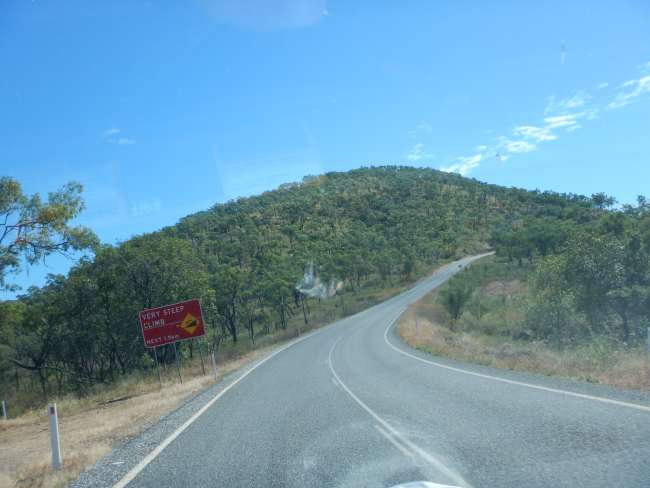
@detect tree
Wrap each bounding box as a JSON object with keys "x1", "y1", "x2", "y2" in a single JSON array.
[
  {"x1": 591, "y1": 192, "x2": 617, "y2": 210},
  {"x1": 0, "y1": 177, "x2": 97, "y2": 291},
  {"x1": 439, "y1": 278, "x2": 473, "y2": 326}
]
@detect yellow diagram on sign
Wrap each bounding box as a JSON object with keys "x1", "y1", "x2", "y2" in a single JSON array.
[{"x1": 178, "y1": 313, "x2": 200, "y2": 335}]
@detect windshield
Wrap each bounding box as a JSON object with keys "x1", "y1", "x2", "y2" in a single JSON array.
[{"x1": 1, "y1": 2, "x2": 649, "y2": 488}]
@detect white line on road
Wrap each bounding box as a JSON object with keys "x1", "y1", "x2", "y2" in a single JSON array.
[
  {"x1": 384, "y1": 319, "x2": 650, "y2": 413},
  {"x1": 374, "y1": 424, "x2": 416, "y2": 462},
  {"x1": 328, "y1": 336, "x2": 471, "y2": 488},
  {"x1": 112, "y1": 331, "x2": 319, "y2": 488}
]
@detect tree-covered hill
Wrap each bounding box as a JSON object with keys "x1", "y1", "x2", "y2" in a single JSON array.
[{"x1": 0, "y1": 166, "x2": 604, "y2": 403}]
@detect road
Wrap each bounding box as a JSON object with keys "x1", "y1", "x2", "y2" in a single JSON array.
[{"x1": 88, "y1": 255, "x2": 650, "y2": 488}]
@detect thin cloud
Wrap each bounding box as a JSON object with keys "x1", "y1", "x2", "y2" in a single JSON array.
[
  {"x1": 543, "y1": 113, "x2": 582, "y2": 129},
  {"x1": 608, "y1": 75, "x2": 650, "y2": 109},
  {"x1": 501, "y1": 139, "x2": 537, "y2": 154},
  {"x1": 440, "y1": 154, "x2": 482, "y2": 176},
  {"x1": 116, "y1": 138, "x2": 135, "y2": 145},
  {"x1": 513, "y1": 125, "x2": 557, "y2": 142},
  {"x1": 406, "y1": 142, "x2": 434, "y2": 162},
  {"x1": 545, "y1": 91, "x2": 590, "y2": 114},
  {"x1": 434, "y1": 59, "x2": 648, "y2": 176}
]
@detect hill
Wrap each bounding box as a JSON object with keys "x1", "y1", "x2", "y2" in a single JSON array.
[{"x1": 0, "y1": 166, "x2": 606, "y2": 408}]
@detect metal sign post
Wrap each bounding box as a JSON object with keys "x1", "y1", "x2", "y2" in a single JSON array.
[
  {"x1": 152, "y1": 346, "x2": 162, "y2": 387},
  {"x1": 197, "y1": 339, "x2": 206, "y2": 376},
  {"x1": 173, "y1": 342, "x2": 183, "y2": 384},
  {"x1": 1, "y1": 400, "x2": 6, "y2": 421},
  {"x1": 48, "y1": 403, "x2": 62, "y2": 470}
]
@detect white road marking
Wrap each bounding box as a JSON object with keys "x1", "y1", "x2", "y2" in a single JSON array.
[
  {"x1": 328, "y1": 336, "x2": 471, "y2": 488},
  {"x1": 112, "y1": 331, "x2": 319, "y2": 488},
  {"x1": 374, "y1": 424, "x2": 416, "y2": 462},
  {"x1": 384, "y1": 319, "x2": 650, "y2": 413}
]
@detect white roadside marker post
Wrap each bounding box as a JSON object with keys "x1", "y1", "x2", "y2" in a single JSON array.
[
  {"x1": 647, "y1": 327, "x2": 650, "y2": 353},
  {"x1": 1, "y1": 400, "x2": 6, "y2": 420},
  {"x1": 48, "y1": 403, "x2": 62, "y2": 470}
]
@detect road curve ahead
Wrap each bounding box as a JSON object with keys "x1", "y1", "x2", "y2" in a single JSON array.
[{"x1": 101, "y1": 255, "x2": 650, "y2": 488}]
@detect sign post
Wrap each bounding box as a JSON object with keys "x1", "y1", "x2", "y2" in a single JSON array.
[
  {"x1": 1, "y1": 400, "x2": 6, "y2": 421},
  {"x1": 211, "y1": 348, "x2": 218, "y2": 380},
  {"x1": 152, "y1": 347, "x2": 162, "y2": 387},
  {"x1": 173, "y1": 342, "x2": 183, "y2": 384},
  {"x1": 198, "y1": 339, "x2": 206, "y2": 376}
]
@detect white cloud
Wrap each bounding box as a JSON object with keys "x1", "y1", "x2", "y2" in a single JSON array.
[
  {"x1": 608, "y1": 75, "x2": 650, "y2": 109},
  {"x1": 513, "y1": 125, "x2": 557, "y2": 142},
  {"x1": 406, "y1": 142, "x2": 434, "y2": 162},
  {"x1": 435, "y1": 59, "x2": 647, "y2": 176},
  {"x1": 116, "y1": 138, "x2": 135, "y2": 145},
  {"x1": 440, "y1": 154, "x2": 482, "y2": 176},
  {"x1": 543, "y1": 113, "x2": 582, "y2": 129},
  {"x1": 501, "y1": 139, "x2": 537, "y2": 153},
  {"x1": 545, "y1": 91, "x2": 590, "y2": 114}
]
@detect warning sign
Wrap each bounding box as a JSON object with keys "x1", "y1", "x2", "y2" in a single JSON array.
[
  {"x1": 138, "y1": 299, "x2": 205, "y2": 348},
  {"x1": 179, "y1": 313, "x2": 200, "y2": 335}
]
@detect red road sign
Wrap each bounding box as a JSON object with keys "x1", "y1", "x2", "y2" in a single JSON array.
[{"x1": 139, "y1": 299, "x2": 205, "y2": 348}]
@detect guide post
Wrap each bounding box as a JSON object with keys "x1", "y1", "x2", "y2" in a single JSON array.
[{"x1": 48, "y1": 403, "x2": 62, "y2": 470}]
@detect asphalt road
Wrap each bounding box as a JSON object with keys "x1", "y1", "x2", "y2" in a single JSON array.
[{"x1": 94, "y1": 255, "x2": 650, "y2": 488}]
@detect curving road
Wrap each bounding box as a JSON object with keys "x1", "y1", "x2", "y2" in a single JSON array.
[{"x1": 80, "y1": 255, "x2": 650, "y2": 488}]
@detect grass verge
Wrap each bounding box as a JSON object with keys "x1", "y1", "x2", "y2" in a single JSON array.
[
  {"x1": 397, "y1": 292, "x2": 650, "y2": 391},
  {"x1": 0, "y1": 350, "x2": 271, "y2": 488}
]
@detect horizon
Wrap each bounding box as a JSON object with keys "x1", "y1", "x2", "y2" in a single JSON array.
[{"x1": 1, "y1": 0, "x2": 649, "y2": 296}]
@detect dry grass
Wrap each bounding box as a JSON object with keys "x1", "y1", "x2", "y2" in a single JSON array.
[
  {"x1": 398, "y1": 305, "x2": 650, "y2": 390},
  {"x1": 0, "y1": 349, "x2": 268, "y2": 488}
]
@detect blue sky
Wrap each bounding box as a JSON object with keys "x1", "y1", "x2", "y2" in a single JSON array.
[{"x1": 1, "y1": 0, "x2": 649, "y2": 297}]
